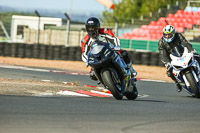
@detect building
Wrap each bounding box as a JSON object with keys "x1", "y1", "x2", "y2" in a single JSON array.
[{"x1": 11, "y1": 15, "x2": 62, "y2": 43}]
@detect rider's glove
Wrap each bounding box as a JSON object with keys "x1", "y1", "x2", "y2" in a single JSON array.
[
  {"x1": 191, "y1": 50, "x2": 200, "y2": 57},
  {"x1": 191, "y1": 50, "x2": 197, "y2": 54}
]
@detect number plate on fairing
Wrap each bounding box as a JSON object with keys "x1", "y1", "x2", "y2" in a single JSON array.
[{"x1": 178, "y1": 58, "x2": 185, "y2": 62}]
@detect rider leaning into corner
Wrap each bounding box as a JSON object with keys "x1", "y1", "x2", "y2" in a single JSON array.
[
  {"x1": 158, "y1": 25, "x2": 200, "y2": 92},
  {"x1": 81, "y1": 17, "x2": 137, "y2": 81}
]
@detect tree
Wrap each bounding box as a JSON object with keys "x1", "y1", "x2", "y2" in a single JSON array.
[{"x1": 101, "y1": 0, "x2": 184, "y2": 25}]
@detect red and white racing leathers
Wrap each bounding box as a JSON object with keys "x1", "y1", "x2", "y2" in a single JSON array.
[{"x1": 81, "y1": 28, "x2": 120, "y2": 63}]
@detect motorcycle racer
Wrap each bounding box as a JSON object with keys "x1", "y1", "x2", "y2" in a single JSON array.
[
  {"x1": 81, "y1": 17, "x2": 137, "y2": 81},
  {"x1": 158, "y1": 25, "x2": 200, "y2": 92}
]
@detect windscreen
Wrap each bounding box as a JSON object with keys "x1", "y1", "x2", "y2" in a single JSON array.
[
  {"x1": 91, "y1": 44, "x2": 104, "y2": 54},
  {"x1": 171, "y1": 45, "x2": 185, "y2": 57}
]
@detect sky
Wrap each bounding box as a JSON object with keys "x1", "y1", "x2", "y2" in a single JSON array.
[{"x1": 0, "y1": 0, "x2": 109, "y2": 13}]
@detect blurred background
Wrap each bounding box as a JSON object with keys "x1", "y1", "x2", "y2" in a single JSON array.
[{"x1": 0, "y1": 0, "x2": 200, "y2": 64}]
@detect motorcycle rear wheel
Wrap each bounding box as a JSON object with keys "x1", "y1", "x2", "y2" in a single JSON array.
[
  {"x1": 185, "y1": 71, "x2": 200, "y2": 98},
  {"x1": 101, "y1": 69, "x2": 123, "y2": 100}
]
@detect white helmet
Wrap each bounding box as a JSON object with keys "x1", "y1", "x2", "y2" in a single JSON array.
[{"x1": 162, "y1": 25, "x2": 175, "y2": 43}]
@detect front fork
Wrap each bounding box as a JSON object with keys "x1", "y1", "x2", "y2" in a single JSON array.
[{"x1": 181, "y1": 68, "x2": 199, "y2": 88}]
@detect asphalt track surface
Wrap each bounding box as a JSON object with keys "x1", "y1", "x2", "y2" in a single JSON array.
[{"x1": 0, "y1": 65, "x2": 200, "y2": 133}]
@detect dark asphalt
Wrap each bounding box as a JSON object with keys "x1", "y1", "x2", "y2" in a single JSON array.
[{"x1": 0, "y1": 66, "x2": 200, "y2": 133}]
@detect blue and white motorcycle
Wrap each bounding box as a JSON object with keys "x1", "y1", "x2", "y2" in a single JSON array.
[{"x1": 170, "y1": 45, "x2": 200, "y2": 98}]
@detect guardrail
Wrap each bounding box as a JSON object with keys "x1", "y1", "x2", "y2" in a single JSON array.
[
  {"x1": 120, "y1": 39, "x2": 158, "y2": 52},
  {"x1": 120, "y1": 39, "x2": 200, "y2": 53}
]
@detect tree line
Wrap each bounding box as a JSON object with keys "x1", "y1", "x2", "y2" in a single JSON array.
[{"x1": 101, "y1": 0, "x2": 187, "y2": 25}]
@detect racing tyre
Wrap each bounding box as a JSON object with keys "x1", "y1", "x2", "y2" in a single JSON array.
[
  {"x1": 101, "y1": 68, "x2": 123, "y2": 100},
  {"x1": 185, "y1": 71, "x2": 200, "y2": 98}
]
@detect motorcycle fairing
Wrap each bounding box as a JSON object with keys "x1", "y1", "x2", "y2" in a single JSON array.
[{"x1": 170, "y1": 47, "x2": 200, "y2": 94}]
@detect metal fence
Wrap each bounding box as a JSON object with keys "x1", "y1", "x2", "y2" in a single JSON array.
[{"x1": 23, "y1": 28, "x2": 87, "y2": 46}]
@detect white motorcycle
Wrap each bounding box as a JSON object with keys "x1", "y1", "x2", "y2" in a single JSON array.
[{"x1": 170, "y1": 45, "x2": 200, "y2": 98}]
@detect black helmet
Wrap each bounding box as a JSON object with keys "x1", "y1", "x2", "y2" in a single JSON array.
[{"x1": 85, "y1": 17, "x2": 100, "y2": 39}]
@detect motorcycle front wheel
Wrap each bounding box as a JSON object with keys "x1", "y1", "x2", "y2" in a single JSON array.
[
  {"x1": 185, "y1": 71, "x2": 200, "y2": 98},
  {"x1": 125, "y1": 82, "x2": 138, "y2": 100},
  {"x1": 101, "y1": 68, "x2": 123, "y2": 100}
]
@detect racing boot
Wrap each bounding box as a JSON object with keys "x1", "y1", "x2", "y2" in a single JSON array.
[
  {"x1": 175, "y1": 82, "x2": 182, "y2": 92},
  {"x1": 172, "y1": 75, "x2": 183, "y2": 92},
  {"x1": 89, "y1": 68, "x2": 98, "y2": 81},
  {"x1": 167, "y1": 69, "x2": 182, "y2": 92},
  {"x1": 127, "y1": 62, "x2": 137, "y2": 77}
]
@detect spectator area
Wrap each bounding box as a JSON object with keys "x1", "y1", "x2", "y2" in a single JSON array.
[{"x1": 119, "y1": 9, "x2": 200, "y2": 41}]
